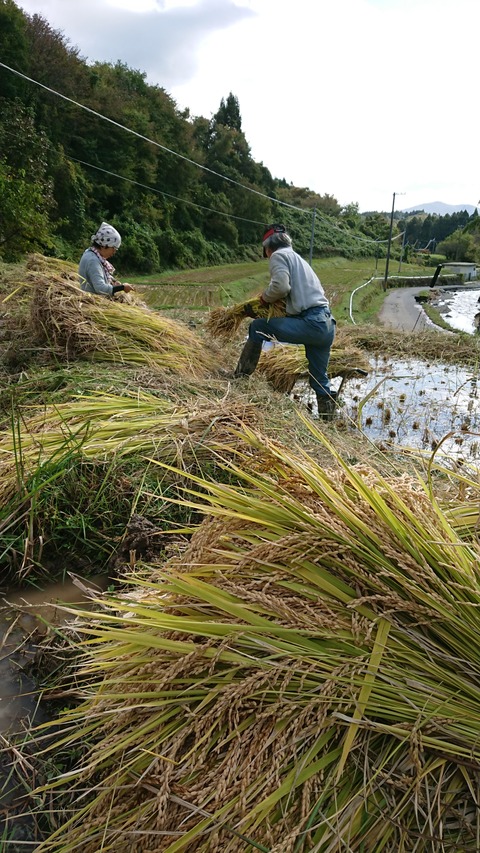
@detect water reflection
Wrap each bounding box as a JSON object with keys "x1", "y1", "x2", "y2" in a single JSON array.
[
  {"x1": 299, "y1": 356, "x2": 480, "y2": 463},
  {"x1": 432, "y1": 287, "x2": 480, "y2": 334},
  {"x1": 0, "y1": 575, "x2": 107, "y2": 845},
  {"x1": 1, "y1": 574, "x2": 107, "y2": 731}
]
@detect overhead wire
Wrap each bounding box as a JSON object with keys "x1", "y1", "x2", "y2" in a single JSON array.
[
  {"x1": 71, "y1": 152, "x2": 405, "y2": 245},
  {"x1": 0, "y1": 61, "x2": 404, "y2": 248},
  {"x1": 0, "y1": 125, "x2": 267, "y2": 226},
  {"x1": 0, "y1": 61, "x2": 310, "y2": 215},
  {"x1": 68, "y1": 157, "x2": 267, "y2": 226}
]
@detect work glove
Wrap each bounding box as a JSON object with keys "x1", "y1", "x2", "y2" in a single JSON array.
[{"x1": 243, "y1": 303, "x2": 258, "y2": 319}]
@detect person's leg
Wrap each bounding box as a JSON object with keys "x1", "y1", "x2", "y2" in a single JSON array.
[
  {"x1": 248, "y1": 313, "x2": 336, "y2": 395},
  {"x1": 233, "y1": 339, "x2": 263, "y2": 377},
  {"x1": 304, "y1": 340, "x2": 334, "y2": 396},
  {"x1": 303, "y1": 316, "x2": 336, "y2": 418},
  {"x1": 233, "y1": 317, "x2": 287, "y2": 379}
]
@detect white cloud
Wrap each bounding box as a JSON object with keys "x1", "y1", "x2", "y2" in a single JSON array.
[
  {"x1": 17, "y1": 0, "x2": 254, "y2": 84},
  {"x1": 15, "y1": 0, "x2": 480, "y2": 211}
]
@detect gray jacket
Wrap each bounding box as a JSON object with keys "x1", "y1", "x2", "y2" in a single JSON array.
[
  {"x1": 263, "y1": 246, "x2": 329, "y2": 315},
  {"x1": 78, "y1": 248, "x2": 115, "y2": 296}
]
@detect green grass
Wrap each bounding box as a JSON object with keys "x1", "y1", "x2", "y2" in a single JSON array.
[
  {"x1": 0, "y1": 253, "x2": 468, "y2": 588},
  {"x1": 419, "y1": 298, "x2": 456, "y2": 331},
  {"x1": 129, "y1": 256, "x2": 435, "y2": 325},
  {"x1": 3, "y1": 252, "x2": 480, "y2": 848},
  {"x1": 128, "y1": 261, "x2": 267, "y2": 311}
]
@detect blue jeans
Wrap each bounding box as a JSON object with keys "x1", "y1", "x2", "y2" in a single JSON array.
[{"x1": 248, "y1": 306, "x2": 336, "y2": 397}]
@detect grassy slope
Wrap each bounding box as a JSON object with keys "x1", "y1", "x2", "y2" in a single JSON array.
[
  {"x1": 4, "y1": 254, "x2": 480, "y2": 849},
  {"x1": 129, "y1": 256, "x2": 433, "y2": 325}
]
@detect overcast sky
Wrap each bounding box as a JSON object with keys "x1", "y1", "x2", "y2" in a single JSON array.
[{"x1": 15, "y1": 0, "x2": 480, "y2": 213}]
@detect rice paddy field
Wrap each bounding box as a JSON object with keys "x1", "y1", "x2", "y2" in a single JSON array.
[{"x1": 2, "y1": 254, "x2": 480, "y2": 851}]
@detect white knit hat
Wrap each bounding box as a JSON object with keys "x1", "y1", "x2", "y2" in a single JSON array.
[{"x1": 91, "y1": 222, "x2": 122, "y2": 248}]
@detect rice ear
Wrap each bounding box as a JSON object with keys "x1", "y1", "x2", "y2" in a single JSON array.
[
  {"x1": 28, "y1": 431, "x2": 480, "y2": 851},
  {"x1": 258, "y1": 343, "x2": 370, "y2": 392},
  {"x1": 30, "y1": 277, "x2": 217, "y2": 379}
]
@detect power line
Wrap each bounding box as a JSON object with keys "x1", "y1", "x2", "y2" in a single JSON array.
[
  {"x1": 0, "y1": 61, "x2": 311, "y2": 215},
  {"x1": 0, "y1": 126, "x2": 268, "y2": 226},
  {"x1": 67, "y1": 156, "x2": 403, "y2": 243},
  {"x1": 69, "y1": 157, "x2": 267, "y2": 226},
  {"x1": 0, "y1": 61, "x2": 405, "y2": 248}
]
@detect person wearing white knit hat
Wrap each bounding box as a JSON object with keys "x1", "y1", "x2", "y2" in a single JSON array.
[{"x1": 78, "y1": 222, "x2": 133, "y2": 297}]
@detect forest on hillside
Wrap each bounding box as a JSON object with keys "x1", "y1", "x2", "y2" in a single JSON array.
[{"x1": 1, "y1": 0, "x2": 479, "y2": 271}]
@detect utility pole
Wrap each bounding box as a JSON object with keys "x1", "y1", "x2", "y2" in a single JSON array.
[
  {"x1": 308, "y1": 205, "x2": 317, "y2": 265},
  {"x1": 398, "y1": 229, "x2": 407, "y2": 273},
  {"x1": 383, "y1": 192, "x2": 404, "y2": 291}
]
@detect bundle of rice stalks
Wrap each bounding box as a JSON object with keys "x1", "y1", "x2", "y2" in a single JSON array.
[
  {"x1": 205, "y1": 296, "x2": 286, "y2": 340},
  {"x1": 31, "y1": 424, "x2": 480, "y2": 852},
  {"x1": 114, "y1": 289, "x2": 149, "y2": 309},
  {"x1": 0, "y1": 392, "x2": 259, "y2": 505},
  {"x1": 26, "y1": 253, "x2": 79, "y2": 283},
  {"x1": 258, "y1": 343, "x2": 371, "y2": 393},
  {"x1": 30, "y1": 278, "x2": 217, "y2": 379}
]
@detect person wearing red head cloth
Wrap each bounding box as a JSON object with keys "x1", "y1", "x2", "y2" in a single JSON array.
[{"x1": 233, "y1": 224, "x2": 337, "y2": 418}]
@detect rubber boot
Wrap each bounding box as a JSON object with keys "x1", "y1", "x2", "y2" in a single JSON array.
[
  {"x1": 233, "y1": 340, "x2": 263, "y2": 378},
  {"x1": 316, "y1": 392, "x2": 336, "y2": 420}
]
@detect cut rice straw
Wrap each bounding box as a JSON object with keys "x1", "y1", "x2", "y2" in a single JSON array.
[
  {"x1": 27, "y1": 423, "x2": 480, "y2": 852},
  {"x1": 205, "y1": 296, "x2": 286, "y2": 341},
  {"x1": 30, "y1": 277, "x2": 218, "y2": 379},
  {"x1": 0, "y1": 392, "x2": 259, "y2": 504},
  {"x1": 258, "y1": 343, "x2": 371, "y2": 393}
]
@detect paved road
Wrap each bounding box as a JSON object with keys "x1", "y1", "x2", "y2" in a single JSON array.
[
  {"x1": 378, "y1": 287, "x2": 433, "y2": 333},
  {"x1": 379, "y1": 283, "x2": 480, "y2": 333}
]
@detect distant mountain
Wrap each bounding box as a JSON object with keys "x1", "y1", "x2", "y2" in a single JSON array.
[{"x1": 401, "y1": 201, "x2": 477, "y2": 216}]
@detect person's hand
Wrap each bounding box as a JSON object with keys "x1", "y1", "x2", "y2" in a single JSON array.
[
  {"x1": 259, "y1": 293, "x2": 269, "y2": 307},
  {"x1": 123, "y1": 283, "x2": 134, "y2": 293},
  {"x1": 243, "y1": 303, "x2": 258, "y2": 318}
]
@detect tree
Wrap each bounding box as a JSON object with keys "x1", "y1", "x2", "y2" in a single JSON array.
[
  {"x1": 341, "y1": 203, "x2": 361, "y2": 230},
  {"x1": 0, "y1": 161, "x2": 53, "y2": 259},
  {"x1": 212, "y1": 93, "x2": 242, "y2": 131},
  {"x1": 0, "y1": 5, "x2": 379, "y2": 268},
  {"x1": 437, "y1": 230, "x2": 477, "y2": 262},
  {"x1": 0, "y1": 0, "x2": 29, "y2": 100},
  {"x1": 0, "y1": 99, "x2": 54, "y2": 258},
  {"x1": 360, "y1": 212, "x2": 390, "y2": 242}
]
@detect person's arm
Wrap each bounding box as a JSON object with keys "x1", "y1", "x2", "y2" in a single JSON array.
[
  {"x1": 261, "y1": 253, "x2": 291, "y2": 303},
  {"x1": 112, "y1": 282, "x2": 133, "y2": 294}
]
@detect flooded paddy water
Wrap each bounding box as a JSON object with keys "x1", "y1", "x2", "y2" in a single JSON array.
[
  {"x1": 432, "y1": 286, "x2": 480, "y2": 335},
  {"x1": 328, "y1": 356, "x2": 480, "y2": 462},
  {"x1": 0, "y1": 575, "x2": 107, "y2": 847},
  {"x1": 299, "y1": 286, "x2": 480, "y2": 466}
]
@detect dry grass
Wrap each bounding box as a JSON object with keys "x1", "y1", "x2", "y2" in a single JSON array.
[
  {"x1": 25, "y1": 253, "x2": 79, "y2": 283},
  {"x1": 342, "y1": 323, "x2": 480, "y2": 366},
  {"x1": 258, "y1": 342, "x2": 371, "y2": 393},
  {"x1": 205, "y1": 297, "x2": 286, "y2": 340},
  {"x1": 30, "y1": 277, "x2": 219, "y2": 379},
  {"x1": 7, "y1": 258, "x2": 480, "y2": 849},
  {"x1": 29, "y1": 428, "x2": 480, "y2": 852},
  {"x1": 0, "y1": 392, "x2": 261, "y2": 505}
]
